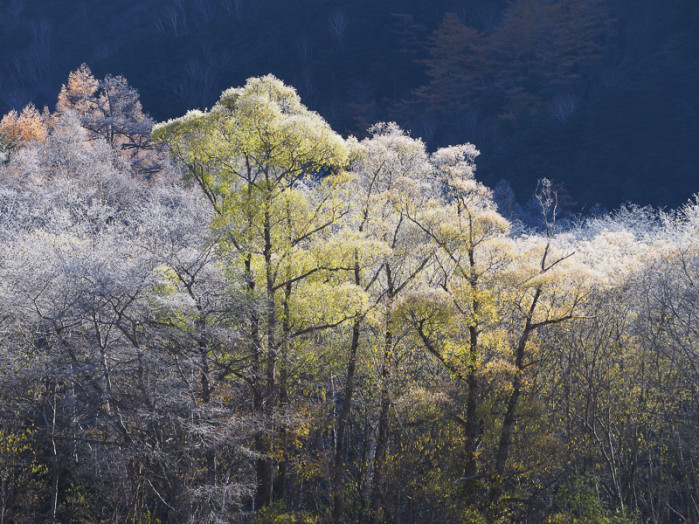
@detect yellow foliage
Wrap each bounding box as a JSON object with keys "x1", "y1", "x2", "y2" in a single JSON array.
[
  {"x1": 0, "y1": 103, "x2": 49, "y2": 148},
  {"x1": 56, "y1": 63, "x2": 99, "y2": 115}
]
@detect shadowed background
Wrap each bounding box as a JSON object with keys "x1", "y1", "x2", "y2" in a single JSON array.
[{"x1": 1, "y1": 0, "x2": 697, "y2": 210}]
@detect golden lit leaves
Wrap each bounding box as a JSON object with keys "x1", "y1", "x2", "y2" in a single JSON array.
[
  {"x1": 0, "y1": 103, "x2": 50, "y2": 149},
  {"x1": 0, "y1": 429, "x2": 47, "y2": 496},
  {"x1": 290, "y1": 281, "x2": 367, "y2": 328},
  {"x1": 393, "y1": 386, "x2": 453, "y2": 424},
  {"x1": 56, "y1": 63, "x2": 99, "y2": 116}
]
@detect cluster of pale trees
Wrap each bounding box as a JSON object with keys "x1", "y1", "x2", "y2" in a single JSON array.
[{"x1": 0, "y1": 72, "x2": 696, "y2": 523}]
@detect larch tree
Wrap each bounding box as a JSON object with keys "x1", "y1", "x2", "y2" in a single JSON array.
[
  {"x1": 416, "y1": 13, "x2": 486, "y2": 113},
  {"x1": 56, "y1": 63, "x2": 99, "y2": 117},
  {"x1": 0, "y1": 103, "x2": 51, "y2": 156},
  {"x1": 57, "y1": 64, "x2": 159, "y2": 177},
  {"x1": 418, "y1": 0, "x2": 614, "y2": 120}
]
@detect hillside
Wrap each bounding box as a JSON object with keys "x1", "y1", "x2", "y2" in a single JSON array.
[{"x1": 1, "y1": 0, "x2": 698, "y2": 209}]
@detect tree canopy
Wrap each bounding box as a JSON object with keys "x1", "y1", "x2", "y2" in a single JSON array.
[{"x1": 0, "y1": 71, "x2": 696, "y2": 523}]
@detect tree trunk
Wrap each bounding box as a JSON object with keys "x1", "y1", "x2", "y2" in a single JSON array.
[
  {"x1": 332, "y1": 317, "x2": 361, "y2": 523},
  {"x1": 369, "y1": 287, "x2": 394, "y2": 523},
  {"x1": 489, "y1": 289, "x2": 539, "y2": 504},
  {"x1": 276, "y1": 281, "x2": 292, "y2": 502},
  {"x1": 462, "y1": 324, "x2": 480, "y2": 491},
  {"x1": 256, "y1": 205, "x2": 277, "y2": 508}
]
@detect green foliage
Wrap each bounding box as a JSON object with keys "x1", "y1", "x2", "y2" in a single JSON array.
[
  {"x1": 0, "y1": 429, "x2": 47, "y2": 520},
  {"x1": 0, "y1": 129, "x2": 11, "y2": 163},
  {"x1": 59, "y1": 484, "x2": 94, "y2": 524},
  {"x1": 251, "y1": 501, "x2": 318, "y2": 524},
  {"x1": 550, "y1": 475, "x2": 639, "y2": 524},
  {"x1": 133, "y1": 510, "x2": 164, "y2": 524},
  {"x1": 461, "y1": 508, "x2": 488, "y2": 524}
]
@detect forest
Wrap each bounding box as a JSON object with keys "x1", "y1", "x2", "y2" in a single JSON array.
[{"x1": 0, "y1": 66, "x2": 696, "y2": 523}]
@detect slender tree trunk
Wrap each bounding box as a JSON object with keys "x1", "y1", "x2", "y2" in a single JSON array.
[
  {"x1": 1, "y1": 477, "x2": 6, "y2": 524},
  {"x1": 369, "y1": 328, "x2": 392, "y2": 523},
  {"x1": 256, "y1": 205, "x2": 277, "y2": 508},
  {"x1": 245, "y1": 251, "x2": 269, "y2": 510},
  {"x1": 197, "y1": 311, "x2": 211, "y2": 403},
  {"x1": 264, "y1": 207, "x2": 278, "y2": 407},
  {"x1": 276, "y1": 281, "x2": 292, "y2": 502},
  {"x1": 332, "y1": 255, "x2": 363, "y2": 523},
  {"x1": 50, "y1": 383, "x2": 59, "y2": 524},
  {"x1": 457, "y1": 239, "x2": 482, "y2": 498},
  {"x1": 463, "y1": 242, "x2": 481, "y2": 486},
  {"x1": 369, "y1": 273, "x2": 394, "y2": 523},
  {"x1": 463, "y1": 324, "x2": 480, "y2": 481},
  {"x1": 254, "y1": 440, "x2": 273, "y2": 510},
  {"x1": 490, "y1": 367, "x2": 523, "y2": 504},
  {"x1": 332, "y1": 317, "x2": 361, "y2": 523},
  {"x1": 194, "y1": 307, "x2": 217, "y2": 486}
]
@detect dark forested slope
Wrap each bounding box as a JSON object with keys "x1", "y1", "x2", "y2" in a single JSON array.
[{"x1": 1, "y1": 0, "x2": 698, "y2": 209}]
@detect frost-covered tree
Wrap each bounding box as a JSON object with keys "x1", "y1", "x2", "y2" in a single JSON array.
[{"x1": 56, "y1": 64, "x2": 159, "y2": 177}]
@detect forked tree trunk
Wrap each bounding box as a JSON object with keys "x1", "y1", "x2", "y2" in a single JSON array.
[{"x1": 490, "y1": 288, "x2": 540, "y2": 505}]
